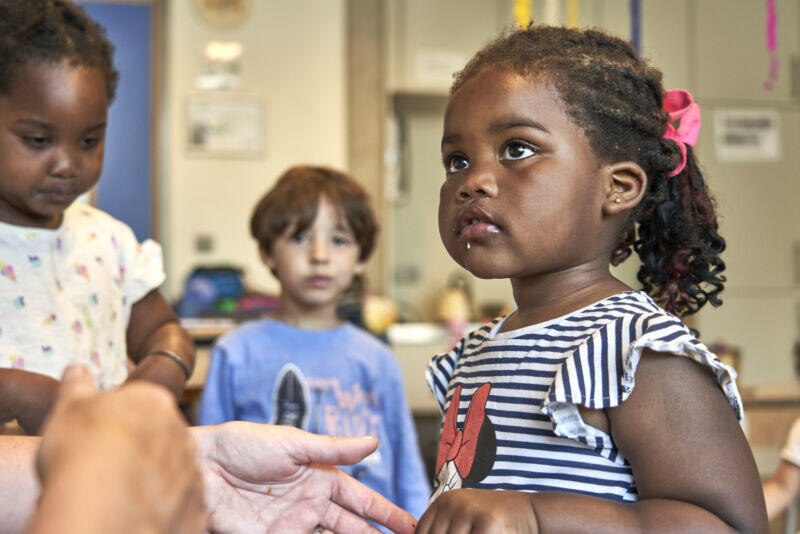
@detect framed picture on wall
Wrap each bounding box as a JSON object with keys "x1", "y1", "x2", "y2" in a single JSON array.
[{"x1": 186, "y1": 96, "x2": 265, "y2": 156}]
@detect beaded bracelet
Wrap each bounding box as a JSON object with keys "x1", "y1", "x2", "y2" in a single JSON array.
[{"x1": 146, "y1": 349, "x2": 191, "y2": 380}]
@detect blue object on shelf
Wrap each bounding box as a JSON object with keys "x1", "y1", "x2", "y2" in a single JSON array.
[{"x1": 178, "y1": 267, "x2": 244, "y2": 317}]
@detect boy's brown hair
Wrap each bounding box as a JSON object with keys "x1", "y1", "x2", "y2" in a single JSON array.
[{"x1": 250, "y1": 165, "x2": 378, "y2": 262}]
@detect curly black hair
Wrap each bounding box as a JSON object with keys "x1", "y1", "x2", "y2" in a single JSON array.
[
  {"x1": 0, "y1": 0, "x2": 118, "y2": 101},
  {"x1": 452, "y1": 25, "x2": 725, "y2": 317}
]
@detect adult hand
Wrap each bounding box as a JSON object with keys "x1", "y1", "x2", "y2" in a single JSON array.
[
  {"x1": 30, "y1": 365, "x2": 205, "y2": 534},
  {"x1": 193, "y1": 422, "x2": 418, "y2": 534}
]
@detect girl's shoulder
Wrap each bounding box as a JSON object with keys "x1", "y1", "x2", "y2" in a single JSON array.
[
  {"x1": 545, "y1": 290, "x2": 742, "y2": 420},
  {"x1": 63, "y1": 204, "x2": 134, "y2": 236}
]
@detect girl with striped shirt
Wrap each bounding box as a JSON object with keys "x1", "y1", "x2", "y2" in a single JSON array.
[{"x1": 417, "y1": 26, "x2": 767, "y2": 534}]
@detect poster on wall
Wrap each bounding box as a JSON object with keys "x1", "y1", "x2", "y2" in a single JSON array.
[
  {"x1": 714, "y1": 109, "x2": 781, "y2": 162},
  {"x1": 187, "y1": 96, "x2": 265, "y2": 156}
]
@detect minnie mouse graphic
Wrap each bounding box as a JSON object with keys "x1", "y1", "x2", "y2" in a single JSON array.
[{"x1": 430, "y1": 382, "x2": 497, "y2": 502}]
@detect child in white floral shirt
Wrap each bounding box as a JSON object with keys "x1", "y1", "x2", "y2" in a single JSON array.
[{"x1": 0, "y1": 0, "x2": 194, "y2": 435}]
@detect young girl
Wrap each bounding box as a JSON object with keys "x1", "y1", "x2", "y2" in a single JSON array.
[
  {"x1": 0, "y1": 0, "x2": 194, "y2": 435},
  {"x1": 418, "y1": 25, "x2": 767, "y2": 533}
]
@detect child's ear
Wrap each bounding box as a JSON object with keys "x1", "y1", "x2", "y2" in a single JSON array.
[
  {"x1": 353, "y1": 260, "x2": 367, "y2": 276},
  {"x1": 601, "y1": 161, "x2": 647, "y2": 216},
  {"x1": 259, "y1": 245, "x2": 277, "y2": 271}
]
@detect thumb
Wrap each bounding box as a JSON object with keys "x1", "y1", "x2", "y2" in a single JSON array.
[{"x1": 57, "y1": 364, "x2": 97, "y2": 403}]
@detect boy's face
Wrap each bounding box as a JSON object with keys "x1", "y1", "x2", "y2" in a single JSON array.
[
  {"x1": 261, "y1": 198, "x2": 365, "y2": 313},
  {"x1": 0, "y1": 60, "x2": 108, "y2": 229},
  {"x1": 438, "y1": 68, "x2": 609, "y2": 281}
]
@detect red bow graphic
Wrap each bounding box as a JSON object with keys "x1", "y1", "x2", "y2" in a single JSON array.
[{"x1": 435, "y1": 383, "x2": 492, "y2": 477}]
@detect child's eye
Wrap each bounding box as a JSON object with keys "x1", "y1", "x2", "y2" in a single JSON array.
[
  {"x1": 80, "y1": 137, "x2": 101, "y2": 150},
  {"x1": 501, "y1": 142, "x2": 536, "y2": 161},
  {"x1": 444, "y1": 155, "x2": 469, "y2": 174},
  {"x1": 332, "y1": 235, "x2": 352, "y2": 246},
  {"x1": 23, "y1": 135, "x2": 50, "y2": 149},
  {"x1": 290, "y1": 233, "x2": 308, "y2": 244}
]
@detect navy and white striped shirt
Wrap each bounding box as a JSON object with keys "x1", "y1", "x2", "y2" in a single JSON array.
[{"x1": 426, "y1": 291, "x2": 741, "y2": 502}]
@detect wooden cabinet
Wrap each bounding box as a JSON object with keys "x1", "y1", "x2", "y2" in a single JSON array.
[{"x1": 385, "y1": 0, "x2": 510, "y2": 94}]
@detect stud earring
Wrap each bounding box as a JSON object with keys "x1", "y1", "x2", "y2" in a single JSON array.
[
  {"x1": 466, "y1": 241, "x2": 471, "y2": 251},
  {"x1": 614, "y1": 198, "x2": 621, "y2": 204}
]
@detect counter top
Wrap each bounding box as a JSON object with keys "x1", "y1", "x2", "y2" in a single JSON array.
[{"x1": 740, "y1": 382, "x2": 800, "y2": 405}]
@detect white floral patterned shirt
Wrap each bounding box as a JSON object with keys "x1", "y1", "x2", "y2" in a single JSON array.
[{"x1": 0, "y1": 204, "x2": 165, "y2": 390}]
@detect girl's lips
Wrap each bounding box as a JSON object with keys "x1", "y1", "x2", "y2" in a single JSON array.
[
  {"x1": 457, "y1": 204, "x2": 502, "y2": 242},
  {"x1": 36, "y1": 189, "x2": 79, "y2": 203},
  {"x1": 460, "y1": 221, "x2": 501, "y2": 241}
]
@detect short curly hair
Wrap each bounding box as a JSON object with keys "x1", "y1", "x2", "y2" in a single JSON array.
[
  {"x1": 453, "y1": 25, "x2": 725, "y2": 317},
  {"x1": 250, "y1": 166, "x2": 378, "y2": 263},
  {"x1": 0, "y1": 0, "x2": 119, "y2": 101}
]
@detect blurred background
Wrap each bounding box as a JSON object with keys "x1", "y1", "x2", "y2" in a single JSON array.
[{"x1": 79, "y1": 0, "x2": 800, "y2": 527}]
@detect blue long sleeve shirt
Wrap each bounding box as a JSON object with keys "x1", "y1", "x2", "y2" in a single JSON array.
[{"x1": 198, "y1": 318, "x2": 431, "y2": 522}]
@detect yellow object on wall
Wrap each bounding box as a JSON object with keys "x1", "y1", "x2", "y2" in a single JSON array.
[
  {"x1": 513, "y1": 0, "x2": 531, "y2": 27},
  {"x1": 566, "y1": 0, "x2": 579, "y2": 27}
]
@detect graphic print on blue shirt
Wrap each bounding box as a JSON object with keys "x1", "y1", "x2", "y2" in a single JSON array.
[
  {"x1": 431, "y1": 382, "x2": 497, "y2": 502},
  {"x1": 271, "y1": 363, "x2": 310, "y2": 428}
]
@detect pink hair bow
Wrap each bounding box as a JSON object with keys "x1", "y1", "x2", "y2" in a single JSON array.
[{"x1": 662, "y1": 89, "x2": 701, "y2": 177}]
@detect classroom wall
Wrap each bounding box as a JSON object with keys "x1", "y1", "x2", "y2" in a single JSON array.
[{"x1": 160, "y1": 0, "x2": 347, "y2": 299}]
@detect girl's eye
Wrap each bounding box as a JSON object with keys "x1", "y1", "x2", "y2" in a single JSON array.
[
  {"x1": 290, "y1": 234, "x2": 308, "y2": 244},
  {"x1": 501, "y1": 142, "x2": 535, "y2": 161},
  {"x1": 24, "y1": 136, "x2": 50, "y2": 149},
  {"x1": 445, "y1": 155, "x2": 469, "y2": 174},
  {"x1": 332, "y1": 235, "x2": 352, "y2": 246},
  {"x1": 80, "y1": 137, "x2": 101, "y2": 150}
]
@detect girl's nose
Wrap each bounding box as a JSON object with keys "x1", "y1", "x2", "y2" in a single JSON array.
[
  {"x1": 49, "y1": 145, "x2": 80, "y2": 178},
  {"x1": 456, "y1": 164, "x2": 498, "y2": 201},
  {"x1": 310, "y1": 238, "x2": 330, "y2": 264}
]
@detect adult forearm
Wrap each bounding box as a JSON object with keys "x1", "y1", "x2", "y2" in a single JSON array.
[
  {"x1": 531, "y1": 492, "x2": 743, "y2": 534},
  {"x1": 27, "y1": 459, "x2": 129, "y2": 534},
  {"x1": 127, "y1": 321, "x2": 195, "y2": 399},
  {"x1": 0, "y1": 437, "x2": 40, "y2": 534}
]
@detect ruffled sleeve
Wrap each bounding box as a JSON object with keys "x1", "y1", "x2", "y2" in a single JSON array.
[
  {"x1": 541, "y1": 312, "x2": 742, "y2": 454},
  {"x1": 125, "y1": 239, "x2": 166, "y2": 304},
  {"x1": 109, "y1": 220, "x2": 166, "y2": 306},
  {"x1": 426, "y1": 338, "x2": 465, "y2": 412}
]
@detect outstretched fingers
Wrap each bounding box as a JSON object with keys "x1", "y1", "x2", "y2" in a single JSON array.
[{"x1": 327, "y1": 467, "x2": 417, "y2": 534}]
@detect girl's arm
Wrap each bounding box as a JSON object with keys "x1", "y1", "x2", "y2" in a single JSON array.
[
  {"x1": 0, "y1": 370, "x2": 60, "y2": 434},
  {"x1": 125, "y1": 289, "x2": 195, "y2": 400},
  {"x1": 418, "y1": 350, "x2": 768, "y2": 534},
  {"x1": 532, "y1": 349, "x2": 766, "y2": 533}
]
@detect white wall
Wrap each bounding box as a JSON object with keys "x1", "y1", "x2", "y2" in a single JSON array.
[{"x1": 161, "y1": 0, "x2": 347, "y2": 299}]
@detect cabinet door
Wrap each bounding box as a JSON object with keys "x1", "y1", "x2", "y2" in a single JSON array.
[
  {"x1": 693, "y1": 0, "x2": 799, "y2": 102},
  {"x1": 386, "y1": 0, "x2": 509, "y2": 93},
  {"x1": 390, "y1": 95, "x2": 514, "y2": 319},
  {"x1": 693, "y1": 107, "x2": 800, "y2": 385}
]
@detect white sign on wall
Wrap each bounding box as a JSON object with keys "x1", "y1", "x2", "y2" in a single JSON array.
[{"x1": 714, "y1": 109, "x2": 781, "y2": 162}]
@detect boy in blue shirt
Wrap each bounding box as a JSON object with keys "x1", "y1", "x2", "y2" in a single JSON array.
[{"x1": 198, "y1": 165, "x2": 430, "y2": 522}]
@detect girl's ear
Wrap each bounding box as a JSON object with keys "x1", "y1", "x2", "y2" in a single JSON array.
[{"x1": 601, "y1": 161, "x2": 647, "y2": 216}]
